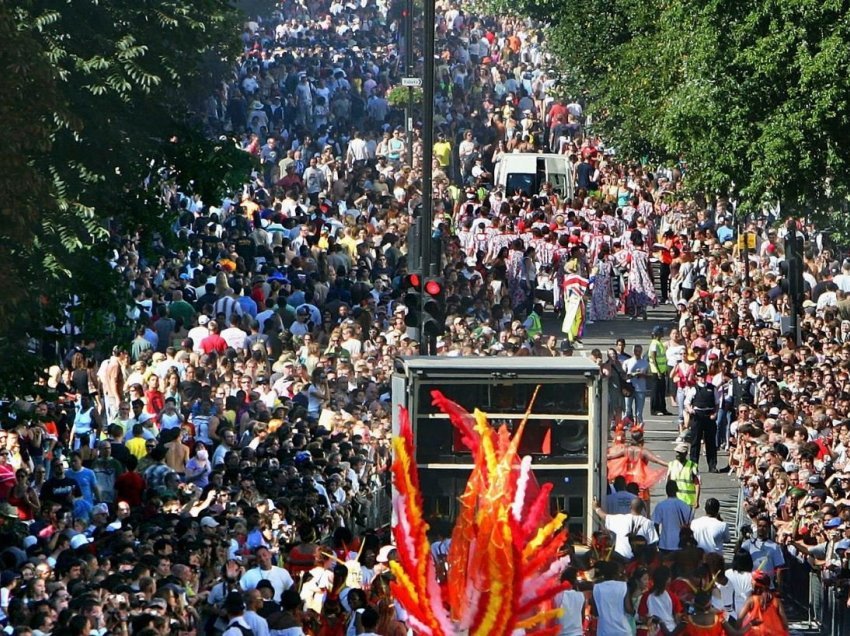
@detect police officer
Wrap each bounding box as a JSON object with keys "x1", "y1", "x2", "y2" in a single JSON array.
[
  {"x1": 731, "y1": 358, "x2": 755, "y2": 410},
  {"x1": 649, "y1": 325, "x2": 670, "y2": 415},
  {"x1": 687, "y1": 363, "x2": 718, "y2": 472}
]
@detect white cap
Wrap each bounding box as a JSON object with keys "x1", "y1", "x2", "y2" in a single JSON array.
[
  {"x1": 376, "y1": 545, "x2": 396, "y2": 563},
  {"x1": 70, "y1": 534, "x2": 93, "y2": 550},
  {"x1": 200, "y1": 517, "x2": 220, "y2": 529},
  {"x1": 198, "y1": 315, "x2": 210, "y2": 326}
]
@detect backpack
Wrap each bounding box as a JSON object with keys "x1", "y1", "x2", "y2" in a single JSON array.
[
  {"x1": 227, "y1": 621, "x2": 254, "y2": 636},
  {"x1": 678, "y1": 508, "x2": 696, "y2": 548}
]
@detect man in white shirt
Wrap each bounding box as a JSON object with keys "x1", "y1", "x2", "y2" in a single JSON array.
[
  {"x1": 652, "y1": 481, "x2": 694, "y2": 551},
  {"x1": 220, "y1": 313, "x2": 248, "y2": 351},
  {"x1": 833, "y1": 261, "x2": 850, "y2": 292},
  {"x1": 345, "y1": 130, "x2": 369, "y2": 168},
  {"x1": 592, "y1": 496, "x2": 659, "y2": 560},
  {"x1": 239, "y1": 546, "x2": 294, "y2": 602},
  {"x1": 690, "y1": 497, "x2": 730, "y2": 554}
]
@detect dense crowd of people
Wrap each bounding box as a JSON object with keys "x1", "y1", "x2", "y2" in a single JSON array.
[{"x1": 4, "y1": 0, "x2": 848, "y2": 633}]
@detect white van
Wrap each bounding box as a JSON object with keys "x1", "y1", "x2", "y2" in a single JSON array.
[{"x1": 493, "y1": 153, "x2": 575, "y2": 200}]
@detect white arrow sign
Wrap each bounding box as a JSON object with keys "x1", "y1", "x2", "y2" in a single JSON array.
[{"x1": 401, "y1": 77, "x2": 423, "y2": 88}]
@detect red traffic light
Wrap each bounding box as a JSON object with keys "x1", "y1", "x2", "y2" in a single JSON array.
[
  {"x1": 405, "y1": 273, "x2": 422, "y2": 289},
  {"x1": 424, "y1": 279, "x2": 443, "y2": 295}
]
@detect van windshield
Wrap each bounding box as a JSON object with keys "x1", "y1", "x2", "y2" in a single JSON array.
[
  {"x1": 506, "y1": 173, "x2": 536, "y2": 197},
  {"x1": 550, "y1": 172, "x2": 567, "y2": 195}
]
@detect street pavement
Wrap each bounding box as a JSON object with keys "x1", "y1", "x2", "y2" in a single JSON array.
[{"x1": 563, "y1": 308, "x2": 740, "y2": 532}]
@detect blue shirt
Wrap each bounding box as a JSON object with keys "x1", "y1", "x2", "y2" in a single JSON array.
[
  {"x1": 237, "y1": 296, "x2": 258, "y2": 319},
  {"x1": 68, "y1": 467, "x2": 98, "y2": 504},
  {"x1": 716, "y1": 225, "x2": 734, "y2": 243},
  {"x1": 741, "y1": 538, "x2": 785, "y2": 577}
]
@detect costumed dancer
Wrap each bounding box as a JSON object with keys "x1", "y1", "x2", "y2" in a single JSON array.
[
  {"x1": 607, "y1": 422, "x2": 668, "y2": 504},
  {"x1": 561, "y1": 245, "x2": 588, "y2": 344},
  {"x1": 587, "y1": 243, "x2": 618, "y2": 323},
  {"x1": 618, "y1": 231, "x2": 658, "y2": 320}
]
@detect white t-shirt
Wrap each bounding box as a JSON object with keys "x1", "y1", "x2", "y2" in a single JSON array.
[
  {"x1": 690, "y1": 516, "x2": 729, "y2": 554},
  {"x1": 642, "y1": 590, "x2": 678, "y2": 632},
  {"x1": 556, "y1": 589, "x2": 585, "y2": 636},
  {"x1": 593, "y1": 580, "x2": 630, "y2": 635},
  {"x1": 724, "y1": 569, "x2": 753, "y2": 614},
  {"x1": 239, "y1": 565, "x2": 294, "y2": 602},
  {"x1": 605, "y1": 513, "x2": 659, "y2": 559}
]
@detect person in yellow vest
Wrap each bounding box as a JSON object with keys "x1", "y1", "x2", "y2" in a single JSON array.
[
  {"x1": 667, "y1": 442, "x2": 700, "y2": 508},
  {"x1": 649, "y1": 325, "x2": 671, "y2": 415},
  {"x1": 523, "y1": 303, "x2": 544, "y2": 340}
]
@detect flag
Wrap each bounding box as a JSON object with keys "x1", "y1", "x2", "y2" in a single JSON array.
[{"x1": 563, "y1": 273, "x2": 589, "y2": 297}]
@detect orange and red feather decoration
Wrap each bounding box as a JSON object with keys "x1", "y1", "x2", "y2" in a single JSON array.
[{"x1": 390, "y1": 389, "x2": 570, "y2": 635}]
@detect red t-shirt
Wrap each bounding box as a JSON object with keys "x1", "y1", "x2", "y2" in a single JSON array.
[
  {"x1": 115, "y1": 471, "x2": 145, "y2": 507},
  {"x1": 200, "y1": 333, "x2": 227, "y2": 354}
]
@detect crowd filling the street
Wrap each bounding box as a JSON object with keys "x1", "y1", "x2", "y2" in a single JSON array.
[{"x1": 4, "y1": 0, "x2": 850, "y2": 634}]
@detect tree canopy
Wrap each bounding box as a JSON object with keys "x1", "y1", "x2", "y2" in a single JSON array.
[
  {"x1": 0, "y1": 0, "x2": 252, "y2": 394},
  {"x1": 530, "y1": 0, "x2": 850, "y2": 222}
]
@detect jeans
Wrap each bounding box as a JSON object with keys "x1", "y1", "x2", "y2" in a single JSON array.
[
  {"x1": 625, "y1": 390, "x2": 647, "y2": 423},
  {"x1": 105, "y1": 395, "x2": 120, "y2": 425},
  {"x1": 676, "y1": 387, "x2": 687, "y2": 423},
  {"x1": 716, "y1": 406, "x2": 732, "y2": 449}
]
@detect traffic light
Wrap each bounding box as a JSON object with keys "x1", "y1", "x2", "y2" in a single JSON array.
[
  {"x1": 422, "y1": 277, "x2": 445, "y2": 336},
  {"x1": 784, "y1": 231, "x2": 805, "y2": 307},
  {"x1": 402, "y1": 273, "x2": 422, "y2": 328}
]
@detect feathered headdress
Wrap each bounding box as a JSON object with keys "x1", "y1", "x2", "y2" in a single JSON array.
[{"x1": 390, "y1": 388, "x2": 570, "y2": 636}]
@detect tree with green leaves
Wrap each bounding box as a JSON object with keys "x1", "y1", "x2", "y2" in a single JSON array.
[
  {"x1": 531, "y1": 0, "x2": 850, "y2": 225},
  {"x1": 0, "y1": 0, "x2": 253, "y2": 395}
]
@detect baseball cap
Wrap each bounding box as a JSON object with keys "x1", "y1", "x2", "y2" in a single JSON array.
[
  {"x1": 70, "y1": 534, "x2": 93, "y2": 550},
  {"x1": 198, "y1": 315, "x2": 210, "y2": 326},
  {"x1": 376, "y1": 545, "x2": 396, "y2": 563},
  {"x1": 200, "y1": 517, "x2": 220, "y2": 529},
  {"x1": 674, "y1": 442, "x2": 689, "y2": 454}
]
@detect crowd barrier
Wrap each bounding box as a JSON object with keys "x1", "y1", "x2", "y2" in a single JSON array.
[
  {"x1": 354, "y1": 481, "x2": 392, "y2": 535},
  {"x1": 317, "y1": 480, "x2": 392, "y2": 547},
  {"x1": 733, "y1": 483, "x2": 848, "y2": 634}
]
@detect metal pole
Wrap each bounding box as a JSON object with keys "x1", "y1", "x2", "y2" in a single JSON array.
[
  {"x1": 405, "y1": 0, "x2": 414, "y2": 168},
  {"x1": 418, "y1": 0, "x2": 436, "y2": 355},
  {"x1": 786, "y1": 220, "x2": 801, "y2": 344}
]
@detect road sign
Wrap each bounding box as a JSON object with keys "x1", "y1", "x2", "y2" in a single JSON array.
[
  {"x1": 737, "y1": 232, "x2": 757, "y2": 250},
  {"x1": 401, "y1": 77, "x2": 422, "y2": 87}
]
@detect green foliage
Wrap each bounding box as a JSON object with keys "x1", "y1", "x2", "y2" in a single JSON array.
[
  {"x1": 533, "y1": 0, "x2": 850, "y2": 229},
  {"x1": 0, "y1": 0, "x2": 251, "y2": 395},
  {"x1": 387, "y1": 85, "x2": 424, "y2": 109}
]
